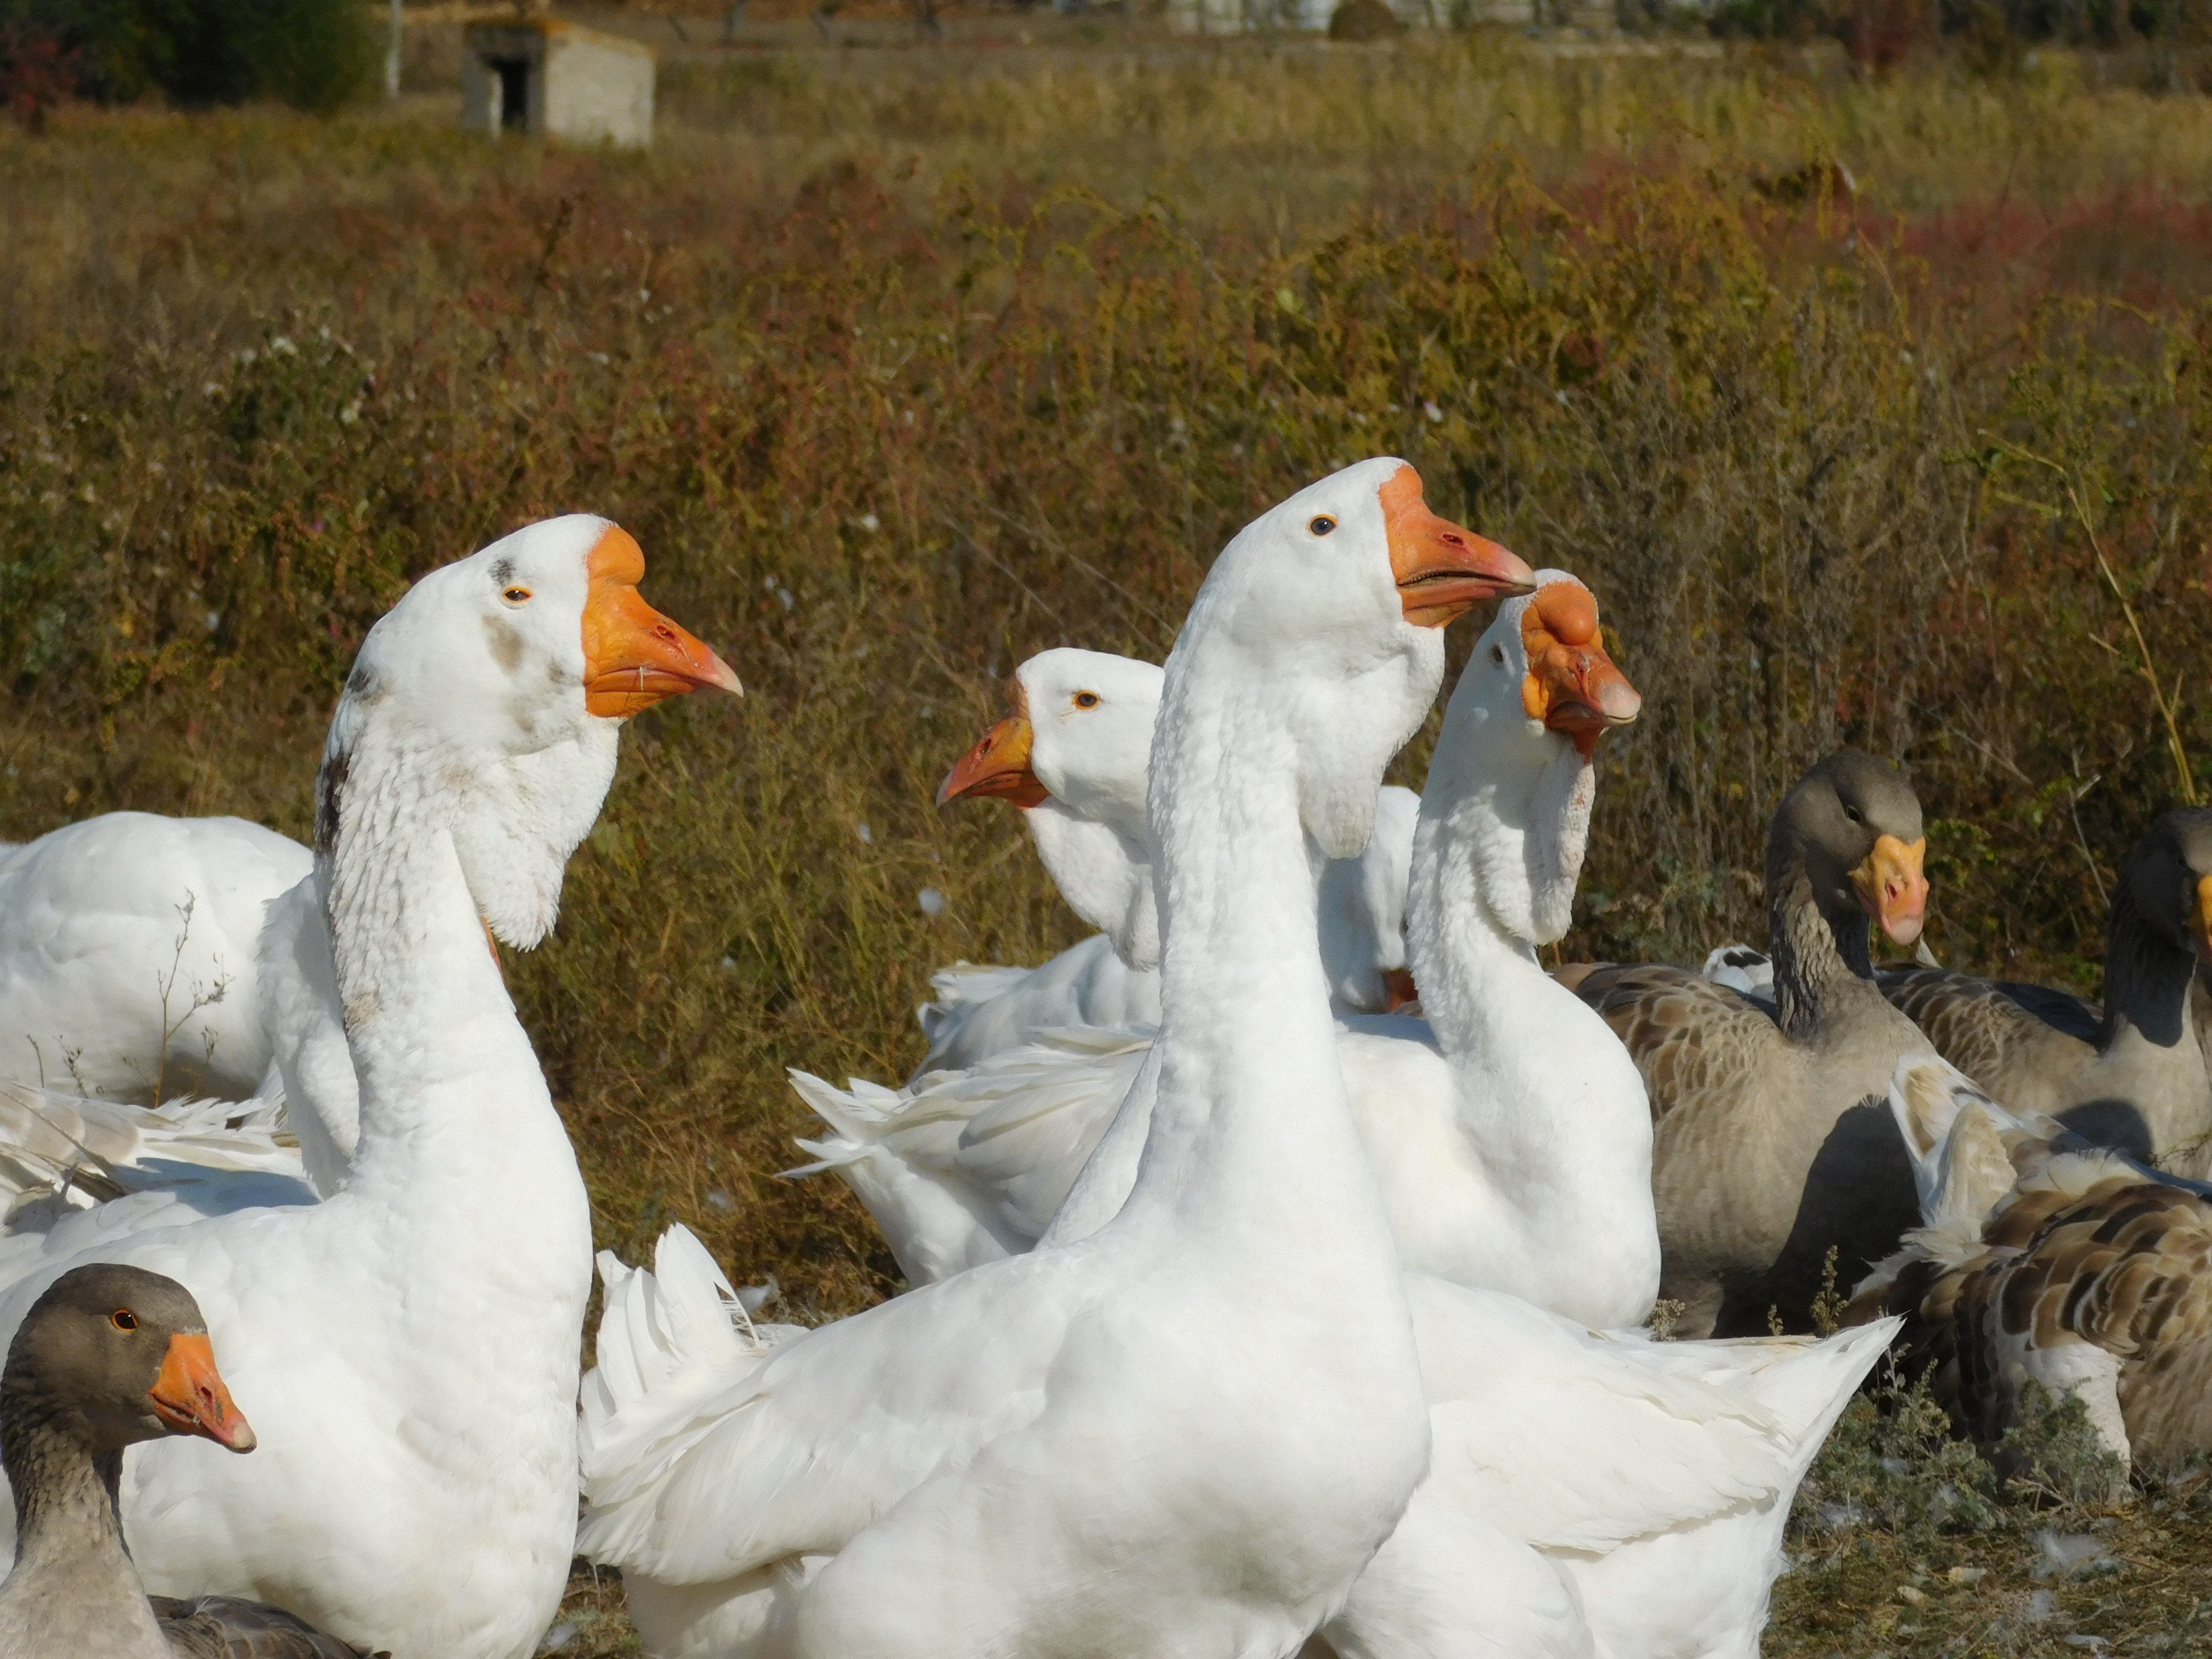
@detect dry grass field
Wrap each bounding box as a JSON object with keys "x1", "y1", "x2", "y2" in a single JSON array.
[{"x1": 7, "y1": 21, "x2": 2212, "y2": 1652}]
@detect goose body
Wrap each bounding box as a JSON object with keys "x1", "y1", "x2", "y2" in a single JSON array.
[
  {"x1": 582, "y1": 459, "x2": 1532, "y2": 1658},
  {"x1": 0, "y1": 518, "x2": 742, "y2": 1658},
  {"x1": 1877, "y1": 808, "x2": 2212, "y2": 1171},
  {"x1": 0, "y1": 816, "x2": 311, "y2": 1104},
  {"x1": 1573, "y1": 751, "x2": 1935, "y2": 1337}
]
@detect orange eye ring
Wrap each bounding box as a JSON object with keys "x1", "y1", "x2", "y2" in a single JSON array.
[
  {"x1": 1073, "y1": 692, "x2": 1100, "y2": 709},
  {"x1": 1309, "y1": 516, "x2": 1337, "y2": 536},
  {"x1": 501, "y1": 587, "x2": 533, "y2": 606},
  {"x1": 110, "y1": 1309, "x2": 138, "y2": 1333}
]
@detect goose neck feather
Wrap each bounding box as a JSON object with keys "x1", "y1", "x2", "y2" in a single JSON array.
[
  {"x1": 1767, "y1": 869, "x2": 1877, "y2": 1038},
  {"x1": 0, "y1": 1413, "x2": 164, "y2": 1658},
  {"x1": 1023, "y1": 801, "x2": 1159, "y2": 972},
  {"x1": 2101, "y1": 887, "x2": 2198, "y2": 1053}
]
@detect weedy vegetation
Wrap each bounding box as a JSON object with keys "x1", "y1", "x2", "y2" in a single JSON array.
[{"x1": 5, "y1": 24, "x2": 2212, "y2": 1650}]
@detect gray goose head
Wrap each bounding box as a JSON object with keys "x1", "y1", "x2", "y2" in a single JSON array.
[
  {"x1": 1765, "y1": 751, "x2": 1929, "y2": 1007},
  {"x1": 2116, "y1": 807, "x2": 2212, "y2": 967},
  {"x1": 3, "y1": 1264, "x2": 254, "y2": 1464}
]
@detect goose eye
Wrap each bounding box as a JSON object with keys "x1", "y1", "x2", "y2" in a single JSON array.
[
  {"x1": 1490, "y1": 644, "x2": 1506, "y2": 666},
  {"x1": 1072, "y1": 692, "x2": 1100, "y2": 709},
  {"x1": 500, "y1": 587, "x2": 533, "y2": 607},
  {"x1": 1843, "y1": 804, "x2": 1863, "y2": 825},
  {"x1": 110, "y1": 1310, "x2": 138, "y2": 1333},
  {"x1": 1309, "y1": 516, "x2": 1337, "y2": 536}
]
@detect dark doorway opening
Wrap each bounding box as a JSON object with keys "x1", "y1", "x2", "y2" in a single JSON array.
[{"x1": 491, "y1": 58, "x2": 529, "y2": 131}]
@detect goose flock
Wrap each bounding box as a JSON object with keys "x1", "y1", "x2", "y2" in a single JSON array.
[{"x1": 0, "y1": 457, "x2": 2200, "y2": 1657}]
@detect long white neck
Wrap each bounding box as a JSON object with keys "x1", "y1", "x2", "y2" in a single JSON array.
[
  {"x1": 316, "y1": 719, "x2": 591, "y2": 1305},
  {"x1": 1025, "y1": 801, "x2": 1159, "y2": 971},
  {"x1": 1407, "y1": 738, "x2": 1658, "y2": 1325},
  {"x1": 1111, "y1": 674, "x2": 1398, "y2": 1288}
]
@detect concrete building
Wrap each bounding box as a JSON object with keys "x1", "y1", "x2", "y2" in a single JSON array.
[{"x1": 462, "y1": 18, "x2": 654, "y2": 148}]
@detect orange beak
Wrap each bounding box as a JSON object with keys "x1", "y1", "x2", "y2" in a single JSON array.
[
  {"x1": 1516, "y1": 580, "x2": 1642, "y2": 758},
  {"x1": 148, "y1": 1333, "x2": 256, "y2": 1453},
  {"x1": 1380, "y1": 966, "x2": 1420, "y2": 1013},
  {"x1": 581, "y1": 528, "x2": 744, "y2": 718},
  {"x1": 938, "y1": 713, "x2": 1048, "y2": 809},
  {"x1": 2192, "y1": 873, "x2": 2212, "y2": 963},
  {"x1": 1851, "y1": 833, "x2": 1929, "y2": 949},
  {"x1": 1382, "y1": 465, "x2": 1536, "y2": 628}
]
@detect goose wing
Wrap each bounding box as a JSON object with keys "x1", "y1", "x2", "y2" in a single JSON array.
[
  {"x1": 1569, "y1": 965, "x2": 1780, "y2": 1126},
  {"x1": 579, "y1": 1225, "x2": 1078, "y2": 1587},
  {"x1": 1876, "y1": 965, "x2": 2097, "y2": 1106}
]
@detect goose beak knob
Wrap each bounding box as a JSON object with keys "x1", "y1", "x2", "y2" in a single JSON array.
[
  {"x1": 1519, "y1": 580, "x2": 1640, "y2": 757},
  {"x1": 1851, "y1": 833, "x2": 1929, "y2": 949},
  {"x1": 148, "y1": 1333, "x2": 256, "y2": 1454},
  {"x1": 581, "y1": 529, "x2": 745, "y2": 718},
  {"x1": 938, "y1": 715, "x2": 1048, "y2": 809},
  {"x1": 1381, "y1": 465, "x2": 1536, "y2": 627}
]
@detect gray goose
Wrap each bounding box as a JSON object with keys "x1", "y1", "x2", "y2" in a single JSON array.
[
  {"x1": 1879, "y1": 807, "x2": 2212, "y2": 1174},
  {"x1": 0, "y1": 1264, "x2": 377, "y2": 1659},
  {"x1": 1573, "y1": 750, "x2": 1933, "y2": 1337},
  {"x1": 1849, "y1": 1056, "x2": 2212, "y2": 1476}
]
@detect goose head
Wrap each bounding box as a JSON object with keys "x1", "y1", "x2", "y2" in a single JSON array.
[
  {"x1": 318, "y1": 516, "x2": 742, "y2": 950},
  {"x1": 1767, "y1": 750, "x2": 1928, "y2": 951},
  {"x1": 938, "y1": 650, "x2": 1164, "y2": 846},
  {"x1": 1418, "y1": 571, "x2": 1639, "y2": 947},
  {"x1": 2118, "y1": 807, "x2": 2212, "y2": 965},
  {"x1": 938, "y1": 650, "x2": 1166, "y2": 968},
  {"x1": 3, "y1": 1264, "x2": 255, "y2": 1461},
  {"x1": 1169, "y1": 457, "x2": 1534, "y2": 859}
]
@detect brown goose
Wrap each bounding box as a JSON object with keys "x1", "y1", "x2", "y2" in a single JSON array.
[
  {"x1": 1880, "y1": 807, "x2": 2212, "y2": 1174},
  {"x1": 1851, "y1": 1056, "x2": 2212, "y2": 1474},
  {"x1": 0, "y1": 1264, "x2": 377, "y2": 1659},
  {"x1": 1573, "y1": 750, "x2": 1932, "y2": 1338}
]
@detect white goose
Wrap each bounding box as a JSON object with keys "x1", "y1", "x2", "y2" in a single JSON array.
[
  {"x1": 912, "y1": 649, "x2": 1167, "y2": 1080},
  {"x1": 0, "y1": 517, "x2": 742, "y2": 1659},
  {"x1": 800, "y1": 573, "x2": 1657, "y2": 1326},
  {"x1": 579, "y1": 457, "x2": 1532, "y2": 1659},
  {"x1": 916, "y1": 651, "x2": 1419, "y2": 1082},
  {"x1": 0, "y1": 815, "x2": 311, "y2": 1103}
]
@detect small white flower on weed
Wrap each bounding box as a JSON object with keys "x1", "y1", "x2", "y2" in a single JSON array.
[
  {"x1": 858, "y1": 512, "x2": 881, "y2": 532},
  {"x1": 718, "y1": 955, "x2": 737, "y2": 973},
  {"x1": 204, "y1": 611, "x2": 221, "y2": 632},
  {"x1": 203, "y1": 382, "x2": 222, "y2": 398},
  {"x1": 2034, "y1": 1531, "x2": 2114, "y2": 1578},
  {"x1": 857, "y1": 822, "x2": 874, "y2": 845},
  {"x1": 1423, "y1": 399, "x2": 1443, "y2": 423},
  {"x1": 918, "y1": 886, "x2": 948, "y2": 917},
  {"x1": 270, "y1": 336, "x2": 296, "y2": 357}
]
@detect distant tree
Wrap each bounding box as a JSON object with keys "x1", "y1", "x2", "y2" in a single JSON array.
[{"x1": 0, "y1": 0, "x2": 377, "y2": 112}]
